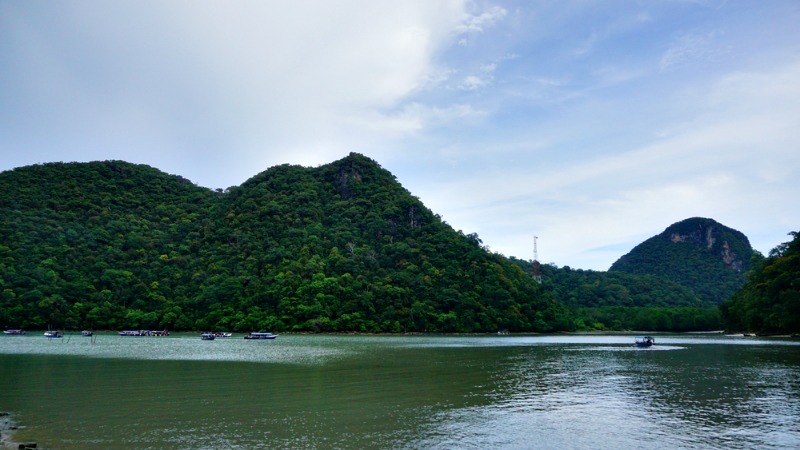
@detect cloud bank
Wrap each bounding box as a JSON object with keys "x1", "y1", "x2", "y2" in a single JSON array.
[{"x1": 2, "y1": 0, "x2": 799, "y2": 270}]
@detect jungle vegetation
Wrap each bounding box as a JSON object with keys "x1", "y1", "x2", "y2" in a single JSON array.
[
  {"x1": 510, "y1": 259, "x2": 722, "y2": 331},
  {"x1": 1, "y1": 154, "x2": 783, "y2": 334},
  {"x1": 609, "y1": 217, "x2": 753, "y2": 304},
  {"x1": 721, "y1": 231, "x2": 800, "y2": 334},
  {"x1": 0, "y1": 154, "x2": 569, "y2": 333},
  {"x1": 520, "y1": 216, "x2": 754, "y2": 333}
]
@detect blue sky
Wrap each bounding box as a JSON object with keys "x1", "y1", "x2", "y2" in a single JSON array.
[{"x1": 2, "y1": 0, "x2": 799, "y2": 270}]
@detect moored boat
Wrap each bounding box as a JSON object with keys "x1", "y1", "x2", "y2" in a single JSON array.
[
  {"x1": 118, "y1": 330, "x2": 170, "y2": 337},
  {"x1": 3, "y1": 329, "x2": 25, "y2": 335},
  {"x1": 214, "y1": 331, "x2": 233, "y2": 338},
  {"x1": 635, "y1": 336, "x2": 655, "y2": 347},
  {"x1": 146, "y1": 330, "x2": 170, "y2": 336},
  {"x1": 82, "y1": 330, "x2": 94, "y2": 337},
  {"x1": 244, "y1": 332, "x2": 277, "y2": 340},
  {"x1": 119, "y1": 330, "x2": 144, "y2": 336},
  {"x1": 200, "y1": 332, "x2": 216, "y2": 340},
  {"x1": 44, "y1": 330, "x2": 63, "y2": 338}
]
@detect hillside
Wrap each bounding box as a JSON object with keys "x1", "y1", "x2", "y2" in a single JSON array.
[
  {"x1": 509, "y1": 258, "x2": 721, "y2": 331},
  {"x1": 609, "y1": 217, "x2": 753, "y2": 304},
  {"x1": 510, "y1": 258, "x2": 704, "y2": 308},
  {"x1": 0, "y1": 154, "x2": 568, "y2": 333},
  {"x1": 721, "y1": 231, "x2": 800, "y2": 334}
]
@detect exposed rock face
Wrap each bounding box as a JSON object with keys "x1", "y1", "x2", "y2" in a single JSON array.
[
  {"x1": 665, "y1": 218, "x2": 747, "y2": 272},
  {"x1": 721, "y1": 241, "x2": 740, "y2": 270},
  {"x1": 663, "y1": 218, "x2": 752, "y2": 272}
]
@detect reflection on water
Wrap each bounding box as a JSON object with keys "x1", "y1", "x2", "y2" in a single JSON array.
[{"x1": 1, "y1": 334, "x2": 798, "y2": 449}]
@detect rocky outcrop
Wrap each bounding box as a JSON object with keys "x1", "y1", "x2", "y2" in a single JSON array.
[{"x1": 665, "y1": 217, "x2": 747, "y2": 272}]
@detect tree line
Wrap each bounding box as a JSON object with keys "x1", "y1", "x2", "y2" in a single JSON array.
[{"x1": 720, "y1": 231, "x2": 800, "y2": 334}]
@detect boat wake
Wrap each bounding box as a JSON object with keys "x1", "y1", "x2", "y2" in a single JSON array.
[{"x1": 567, "y1": 345, "x2": 686, "y2": 352}]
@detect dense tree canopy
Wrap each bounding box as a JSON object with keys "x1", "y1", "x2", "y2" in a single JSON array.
[
  {"x1": 1, "y1": 156, "x2": 778, "y2": 334},
  {"x1": 0, "y1": 155, "x2": 569, "y2": 333},
  {"x1": 510, "y1": 258, "x2": 721, "y2": 331},
  {"x1": 720, "y1": 231, "x2": 800, "y2": 334},
  {"x1": 609, "y1": 217, "x2": 753, "y2": 304}
]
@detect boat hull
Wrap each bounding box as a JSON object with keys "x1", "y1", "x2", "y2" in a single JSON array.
[
  {"x1": 244, "y1": 332, "x2": 277, "y2": 340},
  {"x1": 635, "y1": 336, "x2": 655, "y2": 347},
  {"x1": 118, "y1": 330, "x2": 170, "y2": 337}
]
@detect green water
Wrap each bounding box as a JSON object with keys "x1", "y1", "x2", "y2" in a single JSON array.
[{"x1": 1, "y1": 333, "x2": 799, "y2": 449}]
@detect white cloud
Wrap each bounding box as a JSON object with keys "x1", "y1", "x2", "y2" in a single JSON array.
[
  {"x1": 456, "y1": 5, "x2": 507, "y2": 34},
  {"x1": 457, "y1": 62, "x2": 498, "y2": 90},
  {"x1": 412, "y1": 59, "x2": 800, "y2": 269},
  {"x1": 660, "y1": 31, "x2": 729, "y2": 70},
  {"x1": 459, "y1": 75, "x2": 489, "y2": 90},
  {"x1": 3, "y1": 0, "x2": 799, "y2": 271},
  {"x1": 1, "y1": 0, "x2": 478, "y2": 187}
]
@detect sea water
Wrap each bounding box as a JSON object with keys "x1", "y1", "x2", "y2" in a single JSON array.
[{"x1": 1, "y1": 333, "x2": 798, "y2": 449}]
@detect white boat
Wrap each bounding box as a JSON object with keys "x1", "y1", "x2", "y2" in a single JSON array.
[
  {"x1": 3, "y1": 329, "x2": 25, "y2": 335},
  {"x1": 200, "y1": 332, "x2": 216, "y2": 340},
  {"x1": 119, "y1": 330, "x2": 144, "y2": 336},
  {"x1": 118, "y1": 330, "x2": 170, "y2": 337},
  {"x1": 44, "y1": 330, "x2": 63, "y2": 338},
  {"x1": 244, "y1": 332, "x2": 277, "y2": 340}
]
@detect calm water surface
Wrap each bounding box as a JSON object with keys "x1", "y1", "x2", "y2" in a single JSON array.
[{"x1": 1, "y1": 333, "x2": 798, "y2": 449}]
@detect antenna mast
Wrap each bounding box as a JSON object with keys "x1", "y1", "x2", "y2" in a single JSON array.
[{"x1": 532, "y1": 236, "x2": 542, "y2": 283}]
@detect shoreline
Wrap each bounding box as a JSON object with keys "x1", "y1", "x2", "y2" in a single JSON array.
[
  {"x1": 1, "y1": 413, "x2": 38, "y2": 450},
  {"x1": 0, "y1": 329, "x2": 750, "y2": 336},
  {"x1": 0, "y1": 412, "x2": 18, "y2": 450},
  {"x1": 10, "y1": 329, "x2": 797, "y2": 339}
]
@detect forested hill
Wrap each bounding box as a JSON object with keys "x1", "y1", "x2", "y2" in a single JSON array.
[
  {"x1": 509, "y1": 260, "x2": 706, "y2": 308},
  {"x1": 609, "y1": 217, "x2": 753, "y2": 304},
  {"x1": 721, "y1": 231, "x2": 800, "y2": 334},
  {"x1": 0, "y1": 154, "x2": 568, "y2": 333}
]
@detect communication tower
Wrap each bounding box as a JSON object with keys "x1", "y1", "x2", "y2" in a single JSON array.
[{"x1": 532, "y1": 236, "x2": 542, "y2": 283}]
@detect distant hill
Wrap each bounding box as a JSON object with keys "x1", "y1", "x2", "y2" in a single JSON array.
[
  {"x1": 510, "y1": 258, "x2": 705, "y2": 308},
  {"x1": 505, "y1": 259, "x2": 722, "y2": 331},
  {"x1": 0, "y1": 154, "x2": 568, "y2": 333},
  {"x1": 609, "y1": 217, "x2": 753, "y2": 304}
]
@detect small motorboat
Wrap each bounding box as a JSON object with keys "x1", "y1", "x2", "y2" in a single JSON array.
[
  {"x1": 635, "y1": 336, "x2": 655, "y2": 347},
  {"x1": 145, "y1": 330, "x2": 170, "y2": 336},
  {"x1": 44, "y1": 330, "x2": 63, "y2": 338},
  {"x1": 3, "y1": 329, "x2": 25, "y2": 335},
  {"x1": 82, "y1": 330, "x2": 94, "y2": 337},
  {"x1": 244, "y1": 332, "x2": 278, "y2": 340},
  {"x1": 200, "y1": 332, "x2": 216, "y2": 340},
  {"x1": 118, "y1": 330, "x2": 170, "y2": 337},
  {"x1": 119, "y1": 330, "x2": 144, "y2": 336}
]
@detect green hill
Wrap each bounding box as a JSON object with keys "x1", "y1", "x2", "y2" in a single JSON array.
[
  {"x1": 609, "y1": 217, "x2": 753, "y2": 304},
  {"x1": 0, "y1": 154, "x2": 568, "y2": 333},
  {"x1": 721, "y1": 231, "x2": 800, "y2": 334},
  {"x1": 510, "y1": 258, "x2": 704, "y2": 308},
  {"x1": 509, "y1": 258, "x2": 721, "y2": 331}
]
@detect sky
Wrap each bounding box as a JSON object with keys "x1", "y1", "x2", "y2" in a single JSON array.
[{"x1": 2, "y1": 0, "x2": 799, "y2": 271}]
